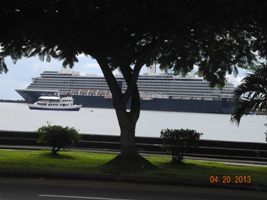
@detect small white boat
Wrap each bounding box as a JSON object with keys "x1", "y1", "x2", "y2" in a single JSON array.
[{"x1": 28, "y1": 96, "x2": 82, "y2": 111}]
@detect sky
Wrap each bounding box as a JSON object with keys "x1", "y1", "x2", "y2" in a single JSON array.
[
  {"x1": 0, "y1": 55, "x2": 101, "y2": 100},
  {"x1": 0, "y1": 55, "x2": 246, "y2": 100}
]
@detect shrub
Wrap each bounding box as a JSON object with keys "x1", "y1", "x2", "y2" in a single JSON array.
[
  {"x1": 160, "y1": 128, "x2": 203, "y2": 164},
  {"x1": 37, "y1": 123, "x2": 80, "y2": 155}
]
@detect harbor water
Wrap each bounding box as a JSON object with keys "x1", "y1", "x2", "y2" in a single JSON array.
[{"x1": 0, "y1": 102, "x2": 266, "y2": 143}]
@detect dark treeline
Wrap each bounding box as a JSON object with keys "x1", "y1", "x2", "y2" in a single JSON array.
[{"x1": 0, "y1": 99, "x2": 25, "y2": 103}]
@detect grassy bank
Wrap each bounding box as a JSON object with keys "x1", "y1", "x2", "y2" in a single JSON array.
[{"x1": 0, "y1": 149, "x2": 266, "y2": 187}]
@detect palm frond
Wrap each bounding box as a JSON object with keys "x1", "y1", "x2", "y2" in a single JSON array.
[{"x1": 231, "y1": 64, "x2": 267, "y2": 125}]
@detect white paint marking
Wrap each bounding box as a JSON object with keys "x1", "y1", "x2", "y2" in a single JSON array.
[{"x1": 38, "y1": 194, "x2": 134, "y2": 200}]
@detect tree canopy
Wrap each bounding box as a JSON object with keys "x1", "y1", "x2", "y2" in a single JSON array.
[{"x1": 1, "y1": 0, "x2": 267, "y2": 85}]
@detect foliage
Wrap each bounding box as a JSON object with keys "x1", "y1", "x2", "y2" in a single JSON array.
[
  {"x1": 37, "y1": 123, "x2": 80, "y2": 155},
  {"x1": 231, "y1": 64, "x2": 267, "y2": 125},
  {"x1": 0, "y1": 0, "x2": 263, "y2": 85},
  {"x1": 160, "y1": 128, "x2": 203, "y2": 164},
  {"x1": 1, "y1": 0, "x2": 267, "y2": 156}
]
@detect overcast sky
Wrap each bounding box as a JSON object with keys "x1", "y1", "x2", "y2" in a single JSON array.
[{"x1": 0, "y1": 55, "x2": 245, "y2": 100}]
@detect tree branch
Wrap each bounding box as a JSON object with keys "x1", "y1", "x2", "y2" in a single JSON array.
[
  {"x1": 135, "y1": 1, "x2": 203, "y2": 64},
  {"x1": 96, "y1": 57, "x2": 122, "y2": 104},
  {"x1": 122, "y1": 1, "x2": 203, "y2": 100}
]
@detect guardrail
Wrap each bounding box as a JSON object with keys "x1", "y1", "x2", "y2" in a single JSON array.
[{"x1": 0, "y1": 130, "x2": 267, "y2": 163}]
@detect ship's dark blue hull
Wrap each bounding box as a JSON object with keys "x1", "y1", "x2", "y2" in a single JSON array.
[
  {"x1": 73, "y1": 95, "x2": 233, "y2": 114},
  {"x1": 16, "y1": 90, "x2": 233, "y2": 114}
]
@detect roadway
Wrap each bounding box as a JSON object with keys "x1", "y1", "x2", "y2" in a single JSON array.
[{"x1": 0, "y1": 178, "x2": 266, "y2": 200}]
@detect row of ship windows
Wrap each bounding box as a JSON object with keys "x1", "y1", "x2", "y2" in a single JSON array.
[
  {"x1": 139, "y1": 88, "x2": 235, "y2": 93},
  {"x1": 133, "y1": 86, "x2": 233, "y2": 92},
  {"x1": 36, "y1": 84, "x2": 233, "y2": 93},
  {"x1": 28, "y1": 85, "x2": 108, "y2": 90},
  {"x1": 32, "y1": 84, "x2": 220, "y2": 91},
  {"x1": 29, "y1": 89, "x2": 231, "y2": 98},
  {"x1": 31, "y1": 82, "x2": 216, "y2": 90},
  {"x1": 33, "y1": 84, "x2": 220, "y2": 91},
  {"x1": 140, "y1": 85, "x2": 228, "y2": 91},
  {"x1": 31, "y1": 81, "x2": 108, "y2": 86},
  {"x1": 37, "y1": 103, "x2": 71, "y2": 106},
  {"x1": 130, "y1": 87, "x2": 232, "y2": 93},
  {"x1": 150, "y1": 92, "x2": 231, "y2": 97},
  {"x1": 32, "y1": 82, "x2": 233, "y2": 92},
  {"x1": 29, "y1": 84, "x2": 232, "y2": 95},
  {"x1": 39, "y1": 74, "x2": 234, "y2": 84},
  {"x1": 135, "y1": 83, "x2": 233, "y2": 89},
  {"x1": 29, "y1": 83, "x2": 232, "y2": 93},
  {"x1": 38, "y1": 77, "x2": 205, "y2": 83},
  {"x1": 35, "y1": 78, "x2": 234, "y2": 88},
  {"x1": 36, "y1": 79, "x2": 219, "y2": 87},
  {"x1": 30, "y1": 83, "x2": 108, "y2": 88}
]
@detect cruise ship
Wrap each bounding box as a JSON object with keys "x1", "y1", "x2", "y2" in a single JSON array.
[{"x1": 16, "y1": 67, "x2": 235, "y2": 114}]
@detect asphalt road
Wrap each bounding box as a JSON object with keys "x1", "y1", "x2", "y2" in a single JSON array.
[{"x1": 0, "y1": 178, "x2": 266, "y2": 200}]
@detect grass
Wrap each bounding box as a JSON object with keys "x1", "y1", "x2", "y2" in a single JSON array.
[
  {"x1": 0, "y1": 149, "x2": 266, "y2": 186},
  {"x1": 146, "y1": 156, "x2": 267, "y2": 184},
  {"x1": 0, "y1": 149, "x2": 115, "y2": 174}
]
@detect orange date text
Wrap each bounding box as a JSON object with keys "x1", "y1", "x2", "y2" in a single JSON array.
[{"x1": 209, "y1": 176, "x2": 252, "y2": 184}]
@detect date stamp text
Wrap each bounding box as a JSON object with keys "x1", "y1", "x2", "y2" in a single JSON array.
[{"x1": 209, "y1": 176, "x2": 252, "y2": 184}]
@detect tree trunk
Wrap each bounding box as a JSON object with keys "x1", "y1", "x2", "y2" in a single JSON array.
[
  {"x1": 114, "y1": 87, "x2": 140, "y2": 156},
  {"x1": 95, "y1": 59, "x2": 156, "y2": 171},
  {"x1": 95, "y1": 58, "x2": 141, "y2": 156},
  {"x1": 52, "y1": 146, "x2": 60, "y2": 155},
  {"x1": 116, "y1": 109, "x2": 137, "y2": 156}
]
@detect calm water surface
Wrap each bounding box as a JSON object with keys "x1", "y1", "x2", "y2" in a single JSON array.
[{"x1": 0, "y1": 102, "x2": 266, "y2": 143}]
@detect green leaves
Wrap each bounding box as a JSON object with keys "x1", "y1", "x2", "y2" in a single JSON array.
[
  {"x1": 37, "y1": 123, "x2": 80, "y2": 155},
  {"x1": 231, "y1": 64, "x2": 267, "y2": 125},
  {"x1": 160, "y1": 128, "x2": 203, "y2": 163},
  {"x1": 0, "y1": 57, "x2": 8, "y2": 74}
]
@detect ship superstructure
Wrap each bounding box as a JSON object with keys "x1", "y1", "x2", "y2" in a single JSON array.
[{"x1": 16, "y1": 67, "x2": 235, "y2": 113}]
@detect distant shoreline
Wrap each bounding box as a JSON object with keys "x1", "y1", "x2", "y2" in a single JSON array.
[{"x1": 0, "y1": 99, "x2": 25, "y2": 103}]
